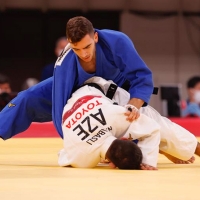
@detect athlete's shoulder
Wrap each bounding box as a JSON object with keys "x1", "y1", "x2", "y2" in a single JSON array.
[
  {"x1": 96, "y1": 29, "x2": 130, "y2": 41},
  {"x1": 96, "y1": 29, "x2": 132, "y2": 49},
  {"x1": 96, "y1": 29, "x2": 126, "y2": 36}
]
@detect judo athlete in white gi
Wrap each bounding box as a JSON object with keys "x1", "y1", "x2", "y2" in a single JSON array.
[
  {"x1": 59, "y1": 77, "x2": 200, "y2": 170},
  {"x1": 59, "y1": 82, "x2": 159, "y2": 170}
]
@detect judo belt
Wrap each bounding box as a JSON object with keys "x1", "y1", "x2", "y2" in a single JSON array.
[
  {"x1": 82, "y1": 83, "x2": 105, "y2": 94},
  {"x1": 106, "y1": 80, "x2": 159, "y2": 100},
  {"x1": 82, "y1": 82, "x2": 117, "y2": 100},
  {"x1": 106, "y1": 84, "x2": 118, "y2": 100},
  {"x1": 121, "y1": 80, "x2": 159, "y2": 95},
  {"x1": 83, "y1": 81, "x2": 158, "y2": 102}
]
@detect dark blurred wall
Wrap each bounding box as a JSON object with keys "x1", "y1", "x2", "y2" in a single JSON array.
[{"x1": 0, "y1": 9, "x2": 120, "y2": 92}]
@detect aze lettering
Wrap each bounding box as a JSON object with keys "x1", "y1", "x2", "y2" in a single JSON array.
[
  {"x1": 72, "y1": 108, "x2": 106, "y2": 140},
  {"x1": 73, "y1": 124, "x2": 90, "y2": 140}
]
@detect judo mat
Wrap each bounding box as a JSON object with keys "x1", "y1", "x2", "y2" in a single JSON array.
[{"x1": 0, "y1": 137, "x2": 200, "y2": 200}]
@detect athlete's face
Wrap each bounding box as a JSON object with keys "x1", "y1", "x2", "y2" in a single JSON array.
[{"x1": 69, "y1": 32, "x2": 98, "y2": 63}]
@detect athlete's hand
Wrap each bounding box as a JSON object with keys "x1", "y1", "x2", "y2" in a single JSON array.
[
  {"x1": 124, "y1": 104, "x2": 140, "y2": 122},
  {"x1": 140, "y1": 163, "x2": 158, "y2": 170}
]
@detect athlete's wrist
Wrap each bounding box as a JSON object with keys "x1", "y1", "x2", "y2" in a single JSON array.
[{"x1": 124, "y1": 104, "x2": 138, "y2": 112}]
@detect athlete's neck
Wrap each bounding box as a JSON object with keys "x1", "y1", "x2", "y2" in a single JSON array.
[{"x1": 79, "y1": 56, "x2": 96, "y2": 74}]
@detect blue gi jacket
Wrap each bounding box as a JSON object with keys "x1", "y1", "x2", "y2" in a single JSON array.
[{"x1": 0, "y1": 29, "x2": 153, "y2": 139}]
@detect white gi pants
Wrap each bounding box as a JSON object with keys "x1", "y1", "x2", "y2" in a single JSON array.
[{"x1": 140, "y1": 106, "x2": 197, "y2": 160}]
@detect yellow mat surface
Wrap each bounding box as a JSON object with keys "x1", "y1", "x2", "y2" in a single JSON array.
[{"x1": 0, "y1": 138, "x2": 200, "y2": 200}]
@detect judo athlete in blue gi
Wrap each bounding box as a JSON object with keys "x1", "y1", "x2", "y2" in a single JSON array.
[{"x1": 0, "y1": 16, "x2": 154, "y2": 140}]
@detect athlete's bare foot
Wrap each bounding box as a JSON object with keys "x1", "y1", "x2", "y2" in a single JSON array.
[{"x1": 159, "y1": 150, "x2": 195, "y2": 164}]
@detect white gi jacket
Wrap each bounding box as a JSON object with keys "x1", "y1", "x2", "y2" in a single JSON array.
[
  {"x1": 58, "y1": 81, "x2": 160, "y2": 168},
  {"x1": 86, "y1": 77, "x2": 197, "y2": 161}
]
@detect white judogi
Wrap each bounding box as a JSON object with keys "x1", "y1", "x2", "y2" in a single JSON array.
[
  {"x1": 86, "y1": 77, "x2": 197, "y2": 161},
  {"x1": 140, "y1": 106, "x2": 197, "y2": 160},
  {"x1": 59, "y1": 84, "x2": 160, "y2": 168},
  {"x1": 58, "y1": 77, "x2": 197, "y2": 168}
]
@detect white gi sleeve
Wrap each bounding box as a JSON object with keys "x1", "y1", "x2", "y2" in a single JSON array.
[{"x1": 123, "y1": 114, "x2": 161, "y2": 167}]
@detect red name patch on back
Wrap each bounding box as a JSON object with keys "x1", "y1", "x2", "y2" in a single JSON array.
[{"x1": 62, "y1": 95, "x2": 101, "y2": 124}]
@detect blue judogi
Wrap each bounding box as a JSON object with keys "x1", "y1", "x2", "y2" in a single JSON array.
[{"x1": 0, "y1": 29, "x2": 153, "y2": 139}]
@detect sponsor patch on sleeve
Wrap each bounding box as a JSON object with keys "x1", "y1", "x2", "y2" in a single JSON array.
[{"x1": 8, "y1": 103, "x2": 16, "y2": 108}]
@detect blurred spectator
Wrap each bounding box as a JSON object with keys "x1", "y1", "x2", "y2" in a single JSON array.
[
  {"x1": 181, "y1": 76, "x2": 200, "y2": 117},
  {"x1": 21, "y1": 77, "x2": 39, "y2": 90},
  {"x1": 41, "y1": 37, "x2": 68, "y2": 81},
  {"x1": 0, "y1": 73, "x2": 17, "y2": 111},
  {"x1": 0, "y1": 73, "x2": 11, "y2": 94}
]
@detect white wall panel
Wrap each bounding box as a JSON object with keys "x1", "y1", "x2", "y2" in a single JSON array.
[
  {"x1": 4, "y1": 0, "x2": 44, "y2": 9},
  {"x1": 48, "y1": 0, "x2": 84, "y2": 10},
  {"x1": 120, "y1": 11, "x2": 177, "y2": 56},
  {"x1": 47, "y1": 0, "x2": 130, "y2": 10},
  {"x1": 1, "y1": 0, "x2": 200, "y2": 11},
  {"x1": 179, "y1": 16, "x2": 200, "y2": 55},
  {"x1": 129, "y1": 0, "x2": 179, "y2": 11},
  {"x1": 89, "y1": 0, "x2": 125, "y2": 10},
  {"x1": 120, "y1": 11, "x2": 200, "y2": 112},
  {"x1": 183, "y1": 0, "x2": 200, "y2": 12}
]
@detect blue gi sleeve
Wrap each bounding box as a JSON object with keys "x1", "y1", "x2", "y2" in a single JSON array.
[
  {"x1": 113, "y1": 32, "x2": 154, "y2": 104},
  {"x1": 0, "y1": 78, "x2": 53, "y2": 140},
  {"x1": 97, "y1": 29, "x2": 154, "y2": 104}
]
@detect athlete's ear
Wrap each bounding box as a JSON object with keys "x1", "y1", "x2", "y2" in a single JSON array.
[{"x1": 94, "y1": 32, "x2": 98, "y2": 43}]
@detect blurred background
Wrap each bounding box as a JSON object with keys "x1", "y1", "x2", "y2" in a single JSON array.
[{"x1": 0, "y1": 0, "x2": 200, "y2": 114}]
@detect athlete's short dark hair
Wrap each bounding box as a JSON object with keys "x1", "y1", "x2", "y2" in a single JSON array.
[
  {"x1": 106, "y1": 139, "x2": 142, "y2": 170},
  {"x1": 187, "y1": 76, "x2": 200, "y2": 88},
  {"x1": 66, "y1": 16, "x2": 94, "y2": 43}
]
